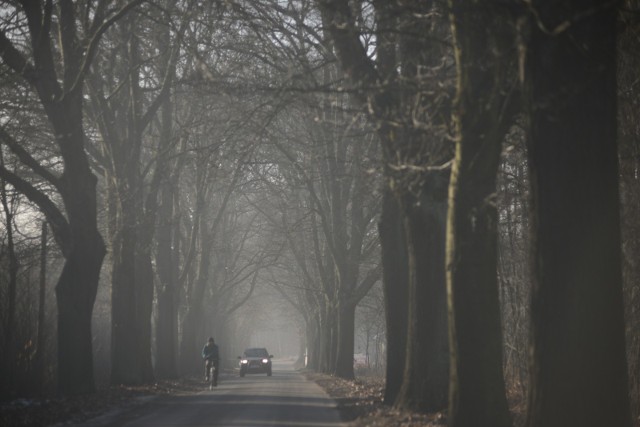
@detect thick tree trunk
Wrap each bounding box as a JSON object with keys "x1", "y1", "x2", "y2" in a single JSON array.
[
  {"x1": 317, "y1": 307, "x2": 333, "y2": 373},
  {"x1": 179, "y1": 229, "x2": 212, "y2": 374},
  {"x1": 135, "y1": 249, "x2": 155, "y2": 382},
  {"x1": 446, "y1": 138, "x2": 510, "y2": 427},
  {"x1": 109, "y1": 152, "x2": 156, "y2": 385},
  {"x1": 334, "y1": 302, "x2": 356, "y2": 379},
  {"x1": 156, "y1": 283, "x2": 178, "y2": 377},
  {"x1": 379, "y1": 189, "x2": 409, "y2": 405},
  {"x1": 56, "y1": 169, "x2": 106, "y2": 394},
  {"x1": 179, "y1": 306, "x2": 203, "y2": 374},
  {"x1": 378, "y1": 190, "x2": 409, "y2": 405},
  {"x1": 306, "y1": 318, "x2": 320, "y2": 371},
  {"x1": 446, "y1": 2, "x2": 516, "y2": 425},
  {"x1": 525, "y1": 3, "x2": 631, "y2": 426},
  {"x1": 0, "y1": 164, "x2": 18, "y2": 394},
  {"x1": 395, "y1": 173, "x2": 449, "y2": 413},
  {"x1": 155, "y1": 173, "x2": 178, "y2": 378},
  {"x1": 52, "y1": 98, "x2": 106, "y2": 395},
  {"x1": 35, "y1": 222, "x2": 48, "y2": 394},
  {"x1": 56, "y1": 235, "x2": 105, "y2": 395},
  {"x1": 110, "y1": 190, "x2": 142, "y2": 384}
]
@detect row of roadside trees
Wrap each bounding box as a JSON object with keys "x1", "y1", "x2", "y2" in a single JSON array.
[{"x1": 1, "y1": 1, "x2": 639, "y2": 426}]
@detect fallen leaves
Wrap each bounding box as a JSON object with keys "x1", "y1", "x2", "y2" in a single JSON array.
[{"x1": 306, "y1": 372, "x2": 446, "y2": 426}]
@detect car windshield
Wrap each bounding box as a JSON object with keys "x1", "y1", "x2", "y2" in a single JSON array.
[{"x1": 244, "y1": 348, "x2": 268, "y2": 357}]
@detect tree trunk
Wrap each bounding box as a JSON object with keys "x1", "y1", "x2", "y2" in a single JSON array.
[
  {"x1": 110, "y1": 187, "x2": 142, "y2": 384},
  {"x1": 378, "y1": 189, "x2": 409, "y2": 405},
  {"x1": 446, "y1": 2, "x2": 516, "y2": 425},
  {"x1": 53, "y1": 96, "x2": 107, "y2": 395},
  {"x1": 135, "y1": 249, "x2": 155, "y2": 382},
  {"x1": 35, "y1": 222, "x2": 48, "y2": 394},
  {"x1": 306, "y1": 318, "x2": 320, "y2": 371},
  {"x1": 334, "y1": 302, "x2": 356, "y2": 379},
  {"x1": 156, "y1": 282, "x2": 178, "y2": 378},
  {"x1": 179, "y1": 305, "x2": 203, "y2": 374},
  {"x1": 0, "y1": 157, "x2": 18, "y2": 394},
  {"x1": 154, "y1": 142, "x2": 178, "y2": 379},
  {"x1": 317, "y1": 306, "x2": 333, "y2": 373},
  {"x1": 446, "y1": 135, "x2": 510, "y2": 427},
  {"x1": 395, "y1": 172, "x2": 449, "y2": 412},
  {"x1": 155, "y1": 185, "x2": 179, "y2": 375},
  {"x1": 56, "y1": 170, "x2": 106, "y2": 394},
  {"x1": 179, "y1": 228, "x2": 213, "y2": 374},
  {"x1": 296, "y1": 327, "x2": 306, "y2": 367},
  {"x1": 56, "y1": 236, "x2": 105, "y2": 395},
  {"x1": 525, "y1": 3, "x2": 631, "y2": 426}
]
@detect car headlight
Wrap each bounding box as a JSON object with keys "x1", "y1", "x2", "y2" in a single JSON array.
[
  {"x1": 241, "y1": 359, "x2": 248, "y2": 364},
  {"x1": 262, "y1": 358, "x2": 269, "y2": 364}
]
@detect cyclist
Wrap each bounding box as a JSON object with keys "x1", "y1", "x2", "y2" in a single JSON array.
[{"x1": 202, "y1": 337, "x2": 220, "y2": 387}]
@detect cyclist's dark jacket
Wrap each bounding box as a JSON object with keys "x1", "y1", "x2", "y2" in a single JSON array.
[{"x1": 202, "y1": 343, "x2": 219, "y2": 361}]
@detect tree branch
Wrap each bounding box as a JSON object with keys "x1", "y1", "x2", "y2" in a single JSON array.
[
  {"x1": 348, "y1": 264, "x2": 382, "y2": 306},
  {"x1": 0, "y1": 30, "x2": 38, "y2": 85},
  {"x1": 0, "y1": 163, "x2": 71, "y2": 256},
  {"x1": 67, "y1": 0, "x2": 146, "y2": 95},
  {"x1": 0, "y1": 127, "x2": 61, "y2": 190}
]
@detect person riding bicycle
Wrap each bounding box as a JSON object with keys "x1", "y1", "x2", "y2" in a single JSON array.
[{"x1": 202, "y1": 337, "x2": 220, "y2": 387}]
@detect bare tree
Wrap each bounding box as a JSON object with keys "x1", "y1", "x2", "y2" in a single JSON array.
[
  {"x1": 0, "y1": 0, "x2": 142, "y2": 394},
  {"x1": 0, "y1": 147, "x2": 19, "y2": 394},
  {"x1": 315, "y1": 0, "x2": 453, "y2": 410},
  {"x1": 85, "y1": 0, "x2": 186, "y2": 385}
]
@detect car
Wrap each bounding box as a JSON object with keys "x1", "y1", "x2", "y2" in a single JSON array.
[{"x1": 238, "y1": 347, "x2": 273, "y2": 377}]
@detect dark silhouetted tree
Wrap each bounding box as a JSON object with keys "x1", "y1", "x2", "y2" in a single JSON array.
[{"x1": 524, "y1": 2, "x2": 631, "y2": 426}]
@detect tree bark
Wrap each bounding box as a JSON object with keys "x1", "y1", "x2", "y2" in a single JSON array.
[
  {"x1": 135, "y1": 249, "x2": 155, "y2": 382},
  {"x1": 446, "y1": 1, "x2": 516, "y2": 425},
  {"x1": 306, "y1": 317, "x2": 320, "y2": 370},
  {"x1": 50, "y1": 89, "x2": 107, "y2": 395},
  {"x1": 56, "y1": 143, "x2": 106, "y2": 394},
  {"x1": 110, "y1": 181, "x2": 142, "y2": 384},
  {"x1": 35, "y1": 222, "x2": 48, "y2": 394},
  {"x1": 154, "y1": 98, "x2": 179, "y2": 379},
  {"x1": 334, "y1": 302, "x2": 357, "y2": 379},
  {"x1": 0, "y1": 149, "x2": 19, "y2": 395},
  {"x1": 525, "y1": 2, "x2": 631, "y2": 426},
  {"x1": 179, "y1": 223, "x2": 212, "y2": 374},
  {"x1": 396, "y1": 172, "x2": 449, "y2": 412},
  {"x1": 155, "y1": 178, "x2": 178, "y2": 378},
  {"x1": 378, "y1": 190, "x2": 409, "y2": 405}
]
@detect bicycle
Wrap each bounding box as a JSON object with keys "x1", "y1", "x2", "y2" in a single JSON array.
[{"x1": 205, "y1": 358, "x2": 219, "y2": 390}]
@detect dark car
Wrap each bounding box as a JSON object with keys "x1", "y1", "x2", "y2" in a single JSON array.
[{"x1": 238, "y1": 347, "x2": 273, "y2": 377}]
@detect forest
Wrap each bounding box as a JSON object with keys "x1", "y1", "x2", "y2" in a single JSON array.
[{"x1": 0, "y1": 1, "x2": 639, "y2": 426}]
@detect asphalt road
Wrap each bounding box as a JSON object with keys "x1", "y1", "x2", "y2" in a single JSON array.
[{"x1": 82, "y1": 360, "x2": 346, "y2": 427}]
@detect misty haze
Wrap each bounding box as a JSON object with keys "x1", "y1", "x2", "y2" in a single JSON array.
[{"x1": 0, "y1": 1, "x2": 638, "y2": 427}]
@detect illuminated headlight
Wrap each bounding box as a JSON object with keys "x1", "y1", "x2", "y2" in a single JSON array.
[
  {"x1": 262, "y1": 358, "x2": 269, "y2": 364},
  {"x1": 241, "y1": 359, "x2": 248, "y2": 364}
]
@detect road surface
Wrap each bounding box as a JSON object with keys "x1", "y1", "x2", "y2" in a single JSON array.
[{"x1": 82, "y1": 360, "x2": 346, "y2": 427}]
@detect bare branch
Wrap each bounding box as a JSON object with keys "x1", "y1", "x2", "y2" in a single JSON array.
[
  {"x1": 0, "y1": 161, "x2": 71, "y2": 256},
  {"x1": 67, "y1": 0, "x2": 146, "y2": 95},
  {"x1": 0, "y1": 127, "x2": 61, "y2": 190},
  {"x1": 0, "y1": 30, "x2": 38, "y2": 85}
]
